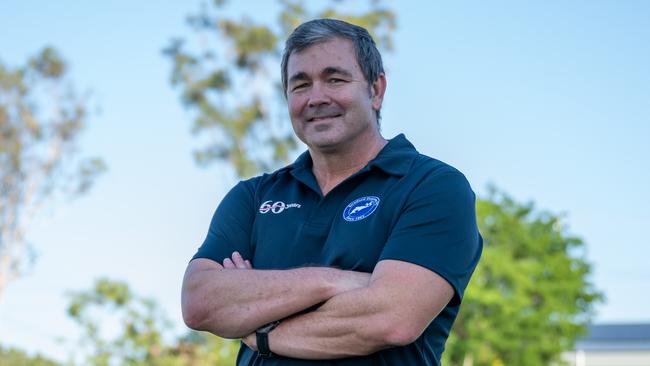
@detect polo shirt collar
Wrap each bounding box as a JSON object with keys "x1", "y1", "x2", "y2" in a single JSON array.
[
  {"x1": 287, "y1": 133, "x2": 418, "y2": 180},
  {"x1": 366, "y1": 133, "x2": 418, "y2": 177}
]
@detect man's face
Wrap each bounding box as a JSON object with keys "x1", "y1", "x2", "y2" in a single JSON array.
[{"x1": 286, "y1": 37, "x2": 385, "y2": 152}]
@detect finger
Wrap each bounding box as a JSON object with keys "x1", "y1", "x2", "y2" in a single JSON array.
[
  {"x1": 223, "y1": 258, "x2": 236, "y2": 269},
  {"x1": 232, "y1": 251, "x2": 248, "y2": 269},
  {"x1": 245, "y1": 260, "x2": 252, "y2": 269}
]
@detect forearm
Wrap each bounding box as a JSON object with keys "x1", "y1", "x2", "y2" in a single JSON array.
[
  {"x1": 260, "y1": 286, "x2": 406, "y2": 359},
  {"x1": 244, "y1": 260, "x2": 453, "y2": 359},
  {"x1": 182, "y1": 260, "x2": 370, "y2": 338}
]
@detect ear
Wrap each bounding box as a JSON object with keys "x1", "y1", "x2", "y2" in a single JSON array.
[{"x1": 370, "y1": 73, "x2": 387, "y2": 112}]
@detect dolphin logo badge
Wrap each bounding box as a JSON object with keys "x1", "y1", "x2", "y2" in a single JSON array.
[{"x1": 343, "y1": 196, "x2": 380, "y2": 222}]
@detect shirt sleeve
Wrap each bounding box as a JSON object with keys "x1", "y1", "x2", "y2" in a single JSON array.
[
  {"x1": 379, "y1": 171, "x2": 483, "y2": 306},
  {"x1": 191, "y1": 179, "x2": 257, "y2": 263}
]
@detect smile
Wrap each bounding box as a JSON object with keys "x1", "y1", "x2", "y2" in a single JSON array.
[{"x1": 308, "y1": 114, "x2": 342, "y2": 122}]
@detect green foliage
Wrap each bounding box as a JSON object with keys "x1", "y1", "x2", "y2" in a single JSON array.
[
  {"x1": 163, "y1": 1, "x2": 601, "y2": 364},
  {"x1": 164, "y1": 0, "x2": 396, "y2": 178},
  {"x1": 61, "y1": 191, "x2": 601, "y2": 365},
  {"x1": 443, "y1": 186, "x2": 603, "y2": 366},
  {"x1": 0, "y1": 345, "x2": 62, "y2": 366},
  {"x1": 0, "y1": 47, "x2": 105, "y2": 299},
  {"x1": 66, "y1": 278, "x2": 239, "y2": 366}
]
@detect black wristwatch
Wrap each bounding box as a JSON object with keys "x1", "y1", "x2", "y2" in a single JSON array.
[{"x1": 256, "y1": 320, "x2": 281, "y2": 358}]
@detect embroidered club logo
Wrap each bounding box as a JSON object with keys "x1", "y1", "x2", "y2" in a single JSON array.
[{"x1": 343, "y1": 196, "x2": 380, "y2": 222}]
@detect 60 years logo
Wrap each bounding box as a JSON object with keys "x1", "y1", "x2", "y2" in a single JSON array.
[{"x1": 259, "y1": 200, "x2": 301, "y2": 214}]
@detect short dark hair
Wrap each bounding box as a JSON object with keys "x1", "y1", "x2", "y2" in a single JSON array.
[{"x1": 281, "y1": 18, "x2": 384, "y2": 120}]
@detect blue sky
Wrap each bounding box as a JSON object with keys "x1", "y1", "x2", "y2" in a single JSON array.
[{"x1": 1, "y1": 0, "x2": 649, "y2": 361}]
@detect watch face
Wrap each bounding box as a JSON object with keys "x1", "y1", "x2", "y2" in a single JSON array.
[{"x1": 258, "y1": 320, "x2": 280, "y2": 333}]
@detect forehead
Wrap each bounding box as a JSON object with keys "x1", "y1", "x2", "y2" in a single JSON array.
[{"x1": 287, "y1": 37, "x2": 361, "y2": 77}]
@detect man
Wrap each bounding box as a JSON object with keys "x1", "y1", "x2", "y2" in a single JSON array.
[{"x1": 182, "y1": 18, "x2": 482, "y2": 365}]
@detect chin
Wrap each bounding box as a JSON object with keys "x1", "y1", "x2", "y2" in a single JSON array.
[{"x1": 304, "y1": 133, "x2": 339, "y2": 150}]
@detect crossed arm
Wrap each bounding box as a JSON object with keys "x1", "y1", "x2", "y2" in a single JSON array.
[{"x1": 182, "y1": 252, "x2": 454, "y2": 359}]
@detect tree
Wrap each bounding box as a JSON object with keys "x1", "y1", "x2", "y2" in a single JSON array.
[
  {"x1": 0, "y1": 48, "x2": 105, "y2": 300},
  {"x1": 0, "y1": 345, "x2": 62, "y2": 366},
  {"x1": 442, "y1": 187, "x2": 603, "y2": 366},
  {"x1": 66, "y1": 278, "x2": 239, "y2": 366},
  {"x1": 164, "y1": 1, "x2": 602, "y2": 363},
  {"x1": 164, "y1": 0, "x2": 396, "y2": 178},
  {"x1": 160, "y1": 1, "x2": 396, "y2": 361}
]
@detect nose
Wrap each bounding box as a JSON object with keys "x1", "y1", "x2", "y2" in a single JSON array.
[{"x1": 307, "y1": 83, "x2": 331, "y2": 108}]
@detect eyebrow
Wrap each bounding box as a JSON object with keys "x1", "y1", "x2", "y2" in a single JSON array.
[
  {"x1": 288, "y1": 67, "x2": 355, "y2": 85},
  {"x1": 288, "y1": 72, "x2": 309, "y2": 85},
  {"x1": 322, "y1": 66, "x2": 354, "y2": 79}
]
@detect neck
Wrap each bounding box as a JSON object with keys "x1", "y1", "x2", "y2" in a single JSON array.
[{"x1": 310, "y1": 132, "x2": 387, "y2": 196}]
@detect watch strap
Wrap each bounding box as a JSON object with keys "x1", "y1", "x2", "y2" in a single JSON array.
[
  {"x1": 256, "y1": 331, "x2": 272, "y2": 357},
  {"x1": 256, "y1": 321, "x2": 280, "y2": 358}
]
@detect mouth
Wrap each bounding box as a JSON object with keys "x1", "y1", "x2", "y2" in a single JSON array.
[{"x1": 308, "y1": 114, "x2": 342, "y2": 122}]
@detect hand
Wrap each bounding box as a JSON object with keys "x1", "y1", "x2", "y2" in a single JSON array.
[
  {"x1": 242, "y1": 332, "x2": 257, "y2": 351},
  {"x1": 222, "y1": 251, "x2": 253, "y2": 270}
]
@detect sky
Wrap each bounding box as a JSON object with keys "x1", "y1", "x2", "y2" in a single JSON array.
[{"x1": 1, "y1": 0, "x2": 649, "y2": 362}]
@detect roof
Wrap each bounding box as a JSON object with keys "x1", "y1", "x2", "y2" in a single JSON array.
[{"x1": 576, "y1": 323, "x2": 650, "y2": 351}]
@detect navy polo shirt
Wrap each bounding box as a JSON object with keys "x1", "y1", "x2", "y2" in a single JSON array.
[{"x1": 193, "y1": 134, "x2": 483, "y2": 366}]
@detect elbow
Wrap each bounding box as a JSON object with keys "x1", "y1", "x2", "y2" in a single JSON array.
[
  {"x1": 182, "y1": 296, "x2": 209, "y2": 331},
  {"x1": 183, "y1": 313, "x2": 204, "y2": 331},
  {"x1": 375, "y1": 317, "x2": 424, "y2": 348},
  {"x1": 351, "y1": 317, "x2": 421, "y2": 356},
  {"x1": 349, "y1": 316, "x2": 422, "y2": 355},
  {"x1": 182, "y1": 296, "x2": 248, "y2": 339},
  {"x1": 181, "y1": 293, "x2": 229, "y2": 337},
  {"x1": 181, "y1": 263, "x2": 245, "y2": 338},
  {"x1": 182, "y1": 306, "x2": 241, "y2": 338},
  {"x1": 383, "y1": 325, "x2": 421, "y2": 347}
]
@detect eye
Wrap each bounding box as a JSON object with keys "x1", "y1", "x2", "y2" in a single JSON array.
[
  {"x1": 328, "y1": 78, "x2": 345, "y2": 84},
  {"x1": 291, "y1": 83, "x2": 308, "y2": 92}
]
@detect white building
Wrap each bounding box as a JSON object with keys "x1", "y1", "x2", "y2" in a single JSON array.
[{"x1": 563, "y1": 323, "x2": 650, "y2": 366}]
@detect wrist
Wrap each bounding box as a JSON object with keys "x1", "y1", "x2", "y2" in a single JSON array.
[
  {"x1": 328, "y1": 268, "x2": 372, "y2": 296},
  {"x1": 293, "y1": 267, "x2": 342, "y2": 299},
  {"x1": 244, "y1": 333, "x2": 258, "y2": 351},
  {"x1": 324, "y1": 267, "x2": 348, "y2": 298},
  {"x1": 256, "y1": 320, "x2": 281, "y2": 357}
]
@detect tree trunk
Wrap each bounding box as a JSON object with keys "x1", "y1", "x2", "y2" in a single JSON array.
[
  {"x1": 0, "y1": 254, "x2": 10, "y2": 302},
  {"x1": 462, "y1": 354, "x2": 474, "y2": 366}
]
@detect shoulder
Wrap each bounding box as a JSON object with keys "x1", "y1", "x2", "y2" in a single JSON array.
[
  {"x1": 229, "y1": 163, "x2": 296, "y2": 199},
  {"x1": 412, "y1": 152, "x2": 462, "y2": 176},
  {"x1": 408, "y1": 154, "x2": 472, "y2": 194}
]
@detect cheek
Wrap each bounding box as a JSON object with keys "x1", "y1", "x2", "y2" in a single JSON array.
[
  {"x1": 287, "y1": 95, "x2": 303, "y2": 119},
  {"x1": 339, "y1": 88, "x2": 369, "y2": 110},
  {"x1": 287, "y1": 97, "x2": 305, "y2": 137}
]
